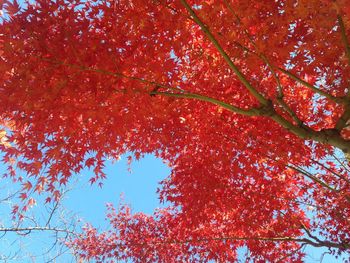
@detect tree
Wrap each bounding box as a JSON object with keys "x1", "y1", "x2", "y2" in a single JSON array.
[
  {"x1": 1, "y1": 0, "x2": 350, "y2": 261},
  {"x1": 0, "y1": 181, "x2": 79, "y2": 262}
]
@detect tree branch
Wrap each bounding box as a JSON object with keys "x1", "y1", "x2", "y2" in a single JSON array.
[
  {"x1": 227, "y1": 39, "x2": 346, "y2": 111},
  {"x1": 332, "y1": 153, "x2": 350, "y2": 172},
  {"x1": 337, "y1": 14, "x2": 350, "y2": 68},
  {"x1": 179, "y1": 0, "x2": 269, "y2": 106},
  {"x1": 39, "y1": 56, "x2": 260, "y2": 117},
  {"x1": 335, "y1": 108, "x2": 350, "y2": 131},
  {"x1": 108, "y1": 235, "x2": 348, "y2": 251},
  {"x1": 276, "y1": 244, "x2": 305, "y2": 262},
  {"x1": 278, "y1": 68, "x2": 346, "y2": 104},
  {"x1": 0, "y1": 226, "x2": 77, "y2": 236},
  {"x1": 334, "y1": 13, "x2": 350, "y2": 131},
  {"x1": 151, "y1": 91, "x2": 259, "y2": 116},
  {"x1": 38, "y1": 57, "x2": 350, "y2": 153},
  {"x1": 287, "y1": 164, "x2": 339, "y2": 192},
  {"x1": 37, "y1": 56, "x2": 184, "y2": 93},
  {"x1": 222, "y1": 0, "x2": 302, "y2": 125},
  {"x1": 312, "y1": 158, "x2": 350, "y2": 184}
]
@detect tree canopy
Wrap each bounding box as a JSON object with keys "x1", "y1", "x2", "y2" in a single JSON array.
[{"x1": 1, "y1": 0, "x2": 350, "y2": 261}]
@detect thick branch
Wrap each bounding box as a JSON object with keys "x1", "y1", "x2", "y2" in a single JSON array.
[
  {"x1": 268, "y1": 111, "x2": 350, "y2": 153},
  {"x1": 179, "y1": 0, "x2": 269, "y2": 106},
  {"x1": 334, "y1": 13, "x2": 350, "y2": 130},
  {"x1": 336, "y1": 11, "x2": 350, "y2": 132},
  {"x1": 337, "y1": 14, "x2": 350, "y2": 67},
  {"x1": 222, "y1": 0, "x2": 302, "y2": 125},
  {"x1": 335, "y1": 107, "x2": 350, "y2": 131}
]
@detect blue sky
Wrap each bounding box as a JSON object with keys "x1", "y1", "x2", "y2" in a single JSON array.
[
  {"x1": 64, "y1": 154, "x2": 170, "y2": 227},
  {"x1": 0, "y1": 153, "x2": 344, "y2": 262},
  {"x1": 0, "y1": 154, "x2": 171, "y2": 262}
]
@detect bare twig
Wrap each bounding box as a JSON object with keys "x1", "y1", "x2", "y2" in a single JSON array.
[{"x1": 0, "y1": 226, "x2": 77, "y2": 236}]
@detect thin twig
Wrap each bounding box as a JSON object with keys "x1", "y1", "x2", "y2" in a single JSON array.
[
  {"x1": 0, "y1": 227, "x2": 77, "y2": 237},
  {"x1": 312, "y1": 158, "x2": 350, "y2": 184},
  {"x1": 278, "y1": 68, "x2": 346, "y2": 104},
  {"x1": 287, "y1": 164, "x2": 339, "y2": 193}
]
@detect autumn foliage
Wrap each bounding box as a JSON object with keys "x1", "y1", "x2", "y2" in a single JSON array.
[{"x1": 1, "y1": 0, "x2": 350, "y2": 261}]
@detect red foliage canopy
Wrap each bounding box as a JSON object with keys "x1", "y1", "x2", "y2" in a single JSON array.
[{"x1": 1, "y1": 0, "x2": 350, "y2": 261}]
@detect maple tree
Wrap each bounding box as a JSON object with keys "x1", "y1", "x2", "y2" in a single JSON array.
[{"x1": 1, "y1": 0, "x2": 350, "y2": 261}]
